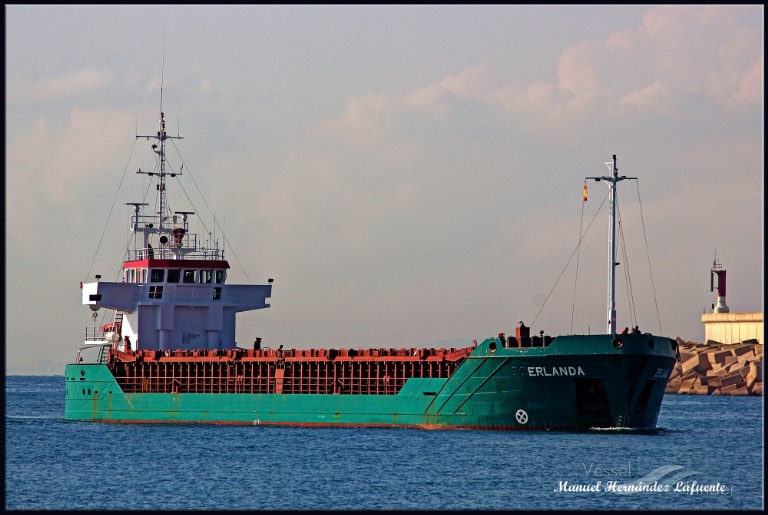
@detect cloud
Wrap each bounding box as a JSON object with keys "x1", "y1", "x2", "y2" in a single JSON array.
[
  {"x1": 505, "y1": 5, "x2": 761, "y2": 121},
  {"x1": 314, "y1": 64, "x2": 500, "y2": 146},
  {"x1": 29, "y1": 67, "x2": 114, "y2": 100},
  {"x1": 439, "y1": 63, "x2": 497, "y2": 99},
  {"x1": 731, "y1": 53, "x2": 763, "y2": 105},
  {"x1": 314, "y1": 89, "x2": 450, "y2": 147},
  {"x1": 6, "y1": 107, "x2": 140, "y2": 241},
  {"x1": 641, "y1": 6, "x2": 761, "y2": 103},
  {"x1": 313, "y1": 6, "x2": 761, "y2": 153},
  {"x1": 313, "y1": 74, "x2": 467, "y2": 147},
  {"x1": 556, "y1": 40, "x2": 605, "y2": 104},
  {"x1": 484, "y1": 81, "x2": 563, "y2": 114},
  {"x1": 252, "y1": 4, "x2": 764, "y2": 270},
  {"x1": 619, "y1": 82, "x2": 678, "y2": 115}
]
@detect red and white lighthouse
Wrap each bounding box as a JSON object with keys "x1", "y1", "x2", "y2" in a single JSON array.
[{"x1": 710, "y1": 257, "x2": 729, "y2": 313}]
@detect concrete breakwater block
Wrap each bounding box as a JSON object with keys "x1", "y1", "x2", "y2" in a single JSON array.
[
  {"x1": 681, "y1": 353, "x2": 711, "y2": 376},
  {"x1": 746, "y1": 361, "x2": 762, "y2": 388},
  {"x1": 720, "y1": 372, "x2": 745, "y2": 388},
  {"x1": 709, "y1": 350, "x2": 732, "y2": 365},
  {"x1": 733, "y1": 345, "x2": 756, "y2": 357},
  {"x1": 666, "y1": 340, "x2": 763, "y2": 396},
  {"x1": 706, "y1": 376, "x2": 722, "y2": 388}
]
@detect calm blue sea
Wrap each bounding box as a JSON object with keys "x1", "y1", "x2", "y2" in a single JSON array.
[{"x1": 4, "y1": 375, "x2": 764, "y2": 510}]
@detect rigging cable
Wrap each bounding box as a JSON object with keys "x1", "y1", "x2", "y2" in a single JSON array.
[
  {"x1": 115, "y1": 157, "x2": 159, "y2": 267},
  {"x1": 155, "y1": 153, "x2": 219, "y2": 256},
  {"x1": 635, "y1": 180, "x2": 663, "y2": 334},
  {"x1": 83, "y1": 138, "x2": 138, "y2": 284},
  {"x1": 169, "y1": 138, "x2": 252, "y2": 284},
  {"x1": 111, "y1": 154, "x2": 159, "y2": 276},
  {"x1": 570, "y1": 182, "x2": 588, "y2": 334},
  {"x1": 616, "y1": 201, "x2": 638, "y2": 329},
  {"x1": 170, "y1": 175, "x2": 216, "y2": 251},
  {"x1": 532, "y1": 192, "x2": 608, "y2": 328}
]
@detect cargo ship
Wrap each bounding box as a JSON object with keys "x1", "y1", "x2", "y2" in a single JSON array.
[{"x1": 64, "y1": 104, "x2": 677, "y2": 429}]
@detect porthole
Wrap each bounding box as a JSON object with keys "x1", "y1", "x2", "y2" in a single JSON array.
[{"x1": 489, "y1": 341, "x2": 497, "y2": 352}]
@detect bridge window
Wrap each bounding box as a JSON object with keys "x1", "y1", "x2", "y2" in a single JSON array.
[
  {"x1": 150, "y1": 269, "x2": 165, "y2": 283},
  {"x1": 167, "y1": 269, "x2": 180, "y2": 283},
  {"x1": 215, "y1": 270, "x2": 225, "y2": 284},
  {"x1": 183, "y1": 270, "x2": 197, "y2": 283},
  {"x1": 141, "y1": 269, "x2": 148, "y2": 283},
  {"x1": 200, "y1": 270, "x2": 213, "y2": 284}
]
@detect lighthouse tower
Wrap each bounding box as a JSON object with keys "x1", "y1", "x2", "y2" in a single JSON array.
[
  {"x1": 701, "y1": 257, "x2": 762, "y2": 345},
  {"x1": 710, "y1": 258, "x2": 729, "y2": 313}
]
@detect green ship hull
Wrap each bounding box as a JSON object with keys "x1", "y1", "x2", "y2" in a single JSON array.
[
  {"x1": 66, "y1": 111, "x2": 670, "y2": 432},
  {"x1": 65, "y1": 334, "x2": 677, "y2": 430}
]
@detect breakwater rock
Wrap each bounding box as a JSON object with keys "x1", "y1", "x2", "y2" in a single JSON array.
[{"x1": 666, "y1": 338, "x2": 763, "y2": 396}]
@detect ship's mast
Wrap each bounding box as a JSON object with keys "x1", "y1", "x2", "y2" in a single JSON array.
[
  {"x1": 136, "y1": 54, "x2": 182, "y2": 232},
  {"x1": 586, "y1": 155, "x2": 636, "y2": 335},
  {"x1": 136, "y1": 110, "x2": 183, "y2": 231}
]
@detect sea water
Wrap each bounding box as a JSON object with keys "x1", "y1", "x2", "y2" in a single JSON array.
[{"x1": 5, "y1": 375, "x2": 764, "y2": 510}]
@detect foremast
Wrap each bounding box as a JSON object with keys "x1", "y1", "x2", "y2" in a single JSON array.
[{"x1": 586, "y1": 155, "x2": 636, "y2": 335}]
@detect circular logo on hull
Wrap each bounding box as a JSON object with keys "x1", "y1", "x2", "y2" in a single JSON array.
[{"x1": 515, "y1": 409, "x2": 529, "y2": 425}]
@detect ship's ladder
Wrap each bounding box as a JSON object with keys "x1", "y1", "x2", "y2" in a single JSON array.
[
  {"x1": 113, "y1": 311, "x2": 124, "y2": 332},
  {"x1": 97, "y1": 344, "x2": 111, "y2": 364}
]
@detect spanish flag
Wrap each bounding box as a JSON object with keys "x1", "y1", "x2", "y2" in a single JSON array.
[{"x1": 583, "y1": 183, "x2": 588, "y2": 202}]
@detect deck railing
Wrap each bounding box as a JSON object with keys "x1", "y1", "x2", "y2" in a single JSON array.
[
  {"x1": 74, "y1": 344, "x2": 112, "y2": 365},
  {"x1": 107, "y1": 351, "x2": 467, "y2": 396},
  {"x1": 126, "y1": 240, "x2": 224, "y2": 262}
]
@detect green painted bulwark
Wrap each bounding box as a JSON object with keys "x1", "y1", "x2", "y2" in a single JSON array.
[{"x1": 65, "y1": 334, "x2": 677, "y2": 430}]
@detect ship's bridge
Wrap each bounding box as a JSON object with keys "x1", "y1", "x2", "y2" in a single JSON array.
[
  {"x1": 121, "y1": 258, "x2": 229, "y2": 294},
  {"x1": 82, "y1": 254, "x2": 271, "y2": 352}
]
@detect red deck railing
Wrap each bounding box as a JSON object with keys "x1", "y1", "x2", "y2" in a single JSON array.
[{"x1": 108, "y1": 346, "x2": 475, "y2": 395}]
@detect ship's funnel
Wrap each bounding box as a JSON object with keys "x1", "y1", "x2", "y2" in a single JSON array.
[{"x1": 710, "y1": 258, "x2": 729, "y2": 313}]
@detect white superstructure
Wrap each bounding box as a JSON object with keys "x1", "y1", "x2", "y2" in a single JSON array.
[{"x1": 81, "y1": 110, "x2": 271, "y2": 352}]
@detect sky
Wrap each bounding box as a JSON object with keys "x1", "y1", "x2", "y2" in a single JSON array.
[{"x1": 5, "y1": 5, "x2": 764, "y2": 374}]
